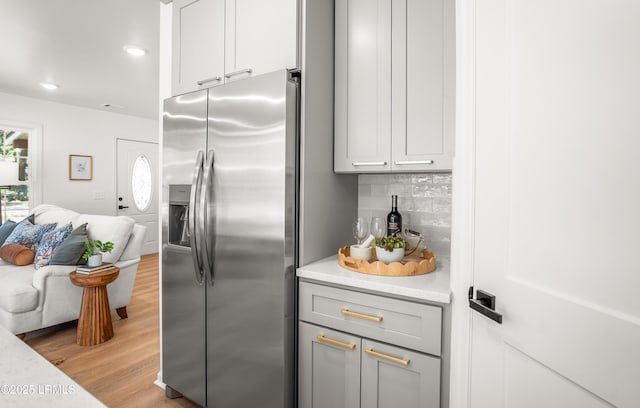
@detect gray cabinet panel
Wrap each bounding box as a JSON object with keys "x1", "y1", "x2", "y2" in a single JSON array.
[
  {"x1": 171, "y1": 0, "x2": 297, "y2": 96},
  {"x1": 299, "y1": 281, "x2": 442, "y2": 355},
  {"x1": 391, "y1": 0, "x2": 453, "y2": 171},
  {"x1": 225, "y1": 0, "x2": 298, "y2": 82},
  {"x1": 361, "y1": 339, "x2": 440, "y2": 408},
  {"x1": 172, "y1": 0, "x2": 225, "y2": 95},
  {"x1": 334, "y1": 0, "x2": 455, "y2": 173},
  {"x1": 298, "y1": 282, "x2": 442, "y2": 408},
  {"x1": 334, "y1": 0, "x2": 392, "y2": 173},
  {"x1": 299, "y1": 322, "x2": 361, "y2": 408}
]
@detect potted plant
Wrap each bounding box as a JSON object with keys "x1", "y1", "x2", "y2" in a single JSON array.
[
  {"x1": 374, "y1": 235, "x2": 408, "y2": 263},
  {"x1": 82, "y1": 239, "x2": 114, "y2": 267}
]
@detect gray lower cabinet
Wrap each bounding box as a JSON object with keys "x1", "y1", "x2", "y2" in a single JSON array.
[
  {"x1": 298, "y1": 281, "x2": 442, "y2": 408},
  {"x1": 361, "y1": 338, "x2": 440, "y2": 408},
  {"x1": 299, "y1": 322, "x2": 361, "y2": 408}
]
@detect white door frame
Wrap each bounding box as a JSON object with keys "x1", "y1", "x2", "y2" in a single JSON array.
[
  {"x1": 448, "y1": 0, "x2": 476, "y2": 406},
  {"x1": 0, "y1": 119, "x2": 43, "y2": 211}
]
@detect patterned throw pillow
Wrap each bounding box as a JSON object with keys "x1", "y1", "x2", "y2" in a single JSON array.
[
  {"x1": 34, "y1": 223, "x2": 73, "y2": 269},
  {"x1": 0, "y1": 215, "x2": 33, "y2": 246},
  {"x1": 2, "y1": 220, "x2": 57, "y2": 251}
]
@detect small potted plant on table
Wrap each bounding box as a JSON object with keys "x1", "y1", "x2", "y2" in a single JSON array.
[
  {"x1": 374, "y1": 236, "x2": 408, "y2": 263},
  {"x1": 83, "y1": 239, "x2": 115, "y2": 267}
]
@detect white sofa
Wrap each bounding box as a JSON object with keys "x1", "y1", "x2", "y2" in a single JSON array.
[{"x1": 0, "y1": 204, "x2": 146, "y2": 335}]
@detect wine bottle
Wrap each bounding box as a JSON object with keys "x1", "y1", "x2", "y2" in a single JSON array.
[{"x1": 386, "y1": 195, "x2": 402, "y2": 236}]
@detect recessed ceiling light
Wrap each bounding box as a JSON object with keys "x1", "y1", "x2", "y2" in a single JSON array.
[
  {"x1": 40, "y1": 82, "x2": 59, "y2": 90},
  {"x1": 102, "y1": 103, "x2": 124, "y2": 109},
  {"x1": 123, "y1": 45, "x2": 147, "y2": 57}
]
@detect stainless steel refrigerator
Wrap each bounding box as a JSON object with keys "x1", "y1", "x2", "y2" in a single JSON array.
[{"x1": 162, "y1": 70, "x2": 299, "y2": 408}]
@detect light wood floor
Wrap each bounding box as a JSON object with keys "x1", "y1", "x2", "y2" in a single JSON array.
[{"x1": 25, "y1": 253, "x2": 199, "y2": 407}]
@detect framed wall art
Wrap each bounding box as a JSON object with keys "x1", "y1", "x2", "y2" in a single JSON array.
[{"x1": 69, "y1": 154, "x2": 93, "y2": 180}]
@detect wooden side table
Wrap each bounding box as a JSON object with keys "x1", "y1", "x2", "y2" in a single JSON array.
[{"x1": 69, "y1": 267, "x2": 120, "y2": 346}]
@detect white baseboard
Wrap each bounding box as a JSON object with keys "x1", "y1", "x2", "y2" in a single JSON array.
[{"x1": 154, "y1": 371, "x2": 165, "y2": 389}]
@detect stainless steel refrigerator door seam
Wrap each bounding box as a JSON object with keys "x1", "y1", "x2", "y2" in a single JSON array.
[
  {"x1": 200, "y1": 149, "x2": 215, "y2": 285},
  {"x1": 189, "y1": 150, "x2": 205, "y2": 284}
]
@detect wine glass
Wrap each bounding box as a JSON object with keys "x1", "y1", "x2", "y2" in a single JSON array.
[
  {"x1": 352, "y1": 217, "x2": 368, "y2": 245},
  {"x1": 370, "y1": 217, "x2": 386, "y2": 240}
]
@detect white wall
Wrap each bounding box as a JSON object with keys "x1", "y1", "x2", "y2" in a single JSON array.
[{"x1": 0, "y1": 91, "x2": 158, "y2": 215}]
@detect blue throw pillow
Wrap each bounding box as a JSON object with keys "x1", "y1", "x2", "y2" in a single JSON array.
[
  {"x1": 3, "y1": 220, "x2": 57, "y2": 251},
  {"x1": 34, "y1": 223, "x2": 73, "y2": 269},
  {"x1": 49, "y1": 223, "x2": 89, "y2": 266},
  {"x1": 0, "y1": 221, "x2": 18, "y2": 246}
]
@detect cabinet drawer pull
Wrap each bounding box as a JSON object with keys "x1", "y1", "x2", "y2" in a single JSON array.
[
  {"x1": 197, "y1": 76, "x2": 222, "y2": 86},
  {"x1": 341, "y1": 308, "x2": 383, "y2": 323},
  {"x1": 225, "y1": 68, "x2": 253, "y2": 78},
  {"x1": 316, "y1": 334, "x2": 356, "y2": 350},
  {"x1": 351, "y1": 161, "x2": 387, "y2": 166},
  {"x1": 394, "y1": 160, "x2": 434, "y2": 165},
  {"x1": 365, "y1": 347, "x2": 410, "y2": 366}
]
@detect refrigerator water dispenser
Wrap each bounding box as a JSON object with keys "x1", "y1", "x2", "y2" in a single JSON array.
[{"x1": 169, "y1": 184, "x2": 191, "y2": 247}]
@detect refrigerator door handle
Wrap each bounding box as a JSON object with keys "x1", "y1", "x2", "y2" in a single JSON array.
[
  {"x1": 200, "y1": 150, "x2": 215, "y2": 285},
  {"x1": 189, "y1": 150, "x2": 205, "y2": 284}
]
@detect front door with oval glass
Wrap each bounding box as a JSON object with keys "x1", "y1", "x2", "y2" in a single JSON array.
[{"x1": 116, "y1": 139, "x2": 159, "y2": 255}]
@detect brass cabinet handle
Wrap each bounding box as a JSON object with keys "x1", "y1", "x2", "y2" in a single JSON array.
[
  {"x1": 341, "y1": 308, "x2": 383, "y2": 323},
  {"x1": 316, "y1": 334, "x2": 356, "y2": 350},
  {"x1": 365, "y1": 347, "x2": 410, "y2": 366}
]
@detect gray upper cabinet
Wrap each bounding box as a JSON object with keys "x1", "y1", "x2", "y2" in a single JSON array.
[
  {"x1": 224, "y1": 0, "x2": 298, "y2": 83},
  {"x1": 334, "y1": 0, "x2": 454, "y2": 173},
  {"x1": 172, "y1": 0, "x2": 225, "y2": 95},
  {"x1": 334, "y1": 0, "x2": 392, "y2": 173},
  {"x1": 171, "y1": 0, "x2": 298, "y2": 95}
]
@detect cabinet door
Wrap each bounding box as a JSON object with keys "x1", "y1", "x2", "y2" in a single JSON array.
[
  {"x1": 224, "y1": 0, "x2": 298, "y2": 83},
  {"x1": 298, "y1": 322, "x2": 361, "y2": 408},
  {"x1": 391, "y1": 0, "x2": 453, "y2": 171},
  {"x1": 334, "y1": 0, "x2": 392, "y2": 172},
  {"x1": 361, "y1": 339, "x2": 440, "y2": 408},
  {"x1": 172, "y1": 0, "x2": 225, "y2": 95}
]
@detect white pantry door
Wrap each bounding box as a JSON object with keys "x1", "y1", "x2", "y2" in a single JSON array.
[
  {"x1": 116, "y1": 139, "x2": 159, "y2": 255},
  {"x1": 465, "y1": 0, "x2": 640, "y2": 407}
]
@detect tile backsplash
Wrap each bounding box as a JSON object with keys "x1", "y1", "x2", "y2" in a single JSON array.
[{"x1": 358, "y1": 173, "x2": 452, "y2": 258}]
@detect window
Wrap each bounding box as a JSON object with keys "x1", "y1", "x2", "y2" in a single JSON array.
[
  {"x1": 0, "y1": 128, "x2": 30, "y2": 222},
  {"x1": 131, "y1": 154, "x2": 152, "y2": 211}
]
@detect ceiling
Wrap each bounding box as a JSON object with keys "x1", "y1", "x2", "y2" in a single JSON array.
[{"x1": 0, "y1": 0, "x2": 160, "y2": 120}]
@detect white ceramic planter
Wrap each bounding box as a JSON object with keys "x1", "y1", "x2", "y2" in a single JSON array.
[
  {"x1": 375, "y1": 247, "x2": 405, "y2": 263},
  {"x1": 87, "y1": 254, "x2": 103, "y2": 267}
]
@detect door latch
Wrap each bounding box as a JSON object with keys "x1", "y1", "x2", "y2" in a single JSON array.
[{"x1": 468, "y1": 286, "x2": 503, "y2": 324}]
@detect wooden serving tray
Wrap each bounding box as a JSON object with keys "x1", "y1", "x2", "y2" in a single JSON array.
[{"x1": 337, "y1": 246, "x2": 437, "y2": 277}]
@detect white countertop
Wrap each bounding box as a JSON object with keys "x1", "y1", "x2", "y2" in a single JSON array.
[
  {"x1": 0, "y1": 326, "x2": 106, "y2": 407},
  {"x1": 297, "y1": 255, "x2": 451, "y2": 304}
]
